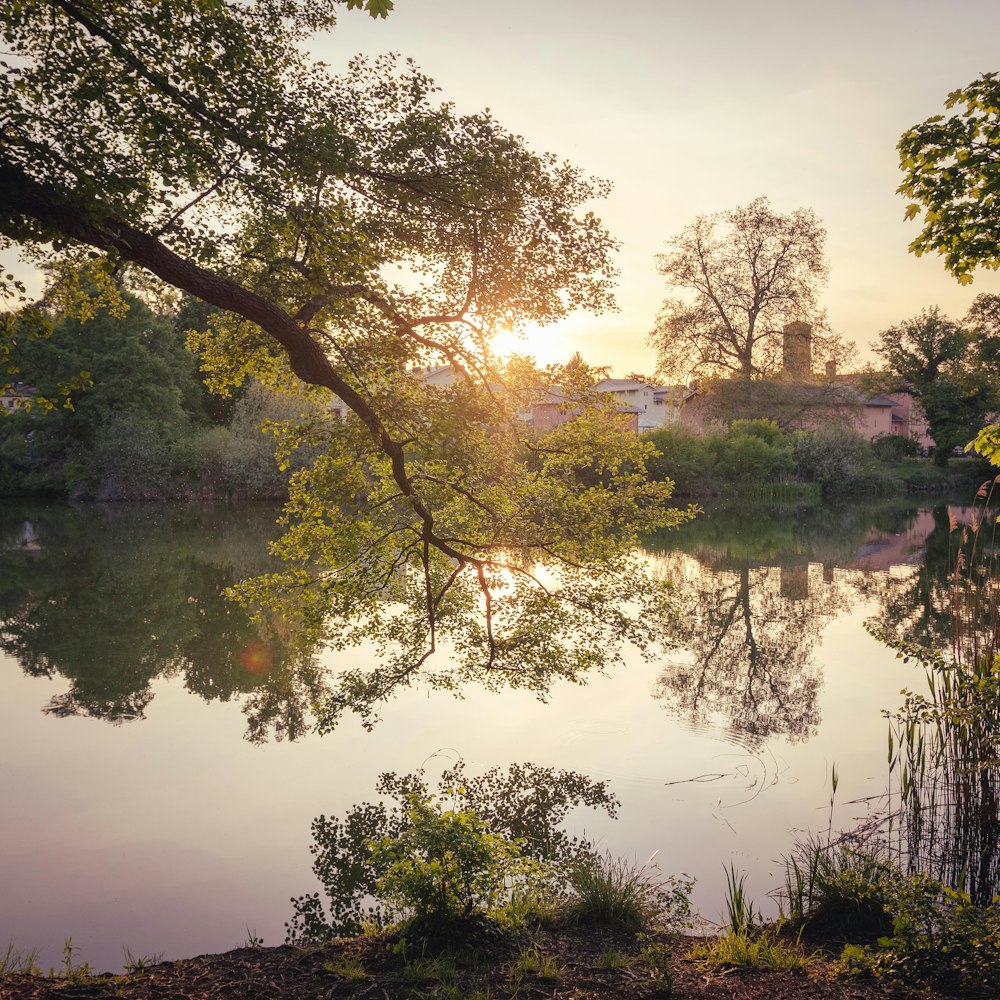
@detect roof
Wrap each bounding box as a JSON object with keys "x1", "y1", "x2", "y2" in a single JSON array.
[
  {"x1": 865, "y1": 395, "x2": 897, "y2": 408},
  {"x1": 593, "y1": 378, "x2": 656, "y2": 392}
]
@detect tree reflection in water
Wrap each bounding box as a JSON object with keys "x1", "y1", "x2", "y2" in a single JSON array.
[
  {"x1": 642, "y1": 502, "x2": 906, "y2": 747},
  {"x1": 1, "y1": 496, "x2": 991, "y2": 762},
  {"x1": 0, "y1": 503, "x2": 324, "y2": 741}
]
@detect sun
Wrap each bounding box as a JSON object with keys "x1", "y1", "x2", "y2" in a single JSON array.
[{"x1": 488, "y1": 327, "x2": 528, "y2": 361}]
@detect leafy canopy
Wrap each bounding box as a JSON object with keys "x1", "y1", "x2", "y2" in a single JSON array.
[
  {"x1": 0, "y1": 1, "x2": 690, "y2": 720},
  {"x1": 899, "y1": 73, "x2": 1000, "y2": 282},
  {"x1": 875, "y1": 303, "x2": 1000, "y2": 466}
]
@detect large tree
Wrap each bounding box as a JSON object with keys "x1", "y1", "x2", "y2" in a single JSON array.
[
  {"x1": 650, "y1": 197, "x2": 831, "y2": 381},
  {"x1": 898, "y1": 73, "x2": 1000, "y2": 281},
  {"x1": 875, "y1": 306, "x2": 1000, "y2": 466},
  {"x1": 0, "y1": 1, "x2": 688, "y2": 724}
]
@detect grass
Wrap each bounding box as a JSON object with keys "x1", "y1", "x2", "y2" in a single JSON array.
[
  {"x1": 777, "y1": 834, "x2": 894, "y2": 942},
  {"x1": 122, "y1": 947, "x2": 164, "y2": 973},
  {"x1": 509, "y1": 945, "x2": 562, "y2": 983},
  {"x1": 723, "y1": 863, "x2": 759, "y2": 936},
  {"x1": 565, "y1": 851, "x2": 687, "y2": 932},
  {"x1": 322, "y1": 954, "x2": 367, "y2": 981},
  {"x1": 597, "y1": 946, "x2": 629, "y2": 970},
  {"x1": 0, "y1": 942, "x2": 41, "y2": 976},
  {"x1": 690, "y1": 930, "x2": 812, "y2": 972}
]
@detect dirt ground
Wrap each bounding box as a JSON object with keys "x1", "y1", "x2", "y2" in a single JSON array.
[{"x1": 0, "y1": 932, "x2": 906, "y2": 1000}]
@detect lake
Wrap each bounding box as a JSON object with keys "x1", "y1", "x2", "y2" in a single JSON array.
[{"x1": 0, "y1": 497, "x2": 969, "y2": 971}]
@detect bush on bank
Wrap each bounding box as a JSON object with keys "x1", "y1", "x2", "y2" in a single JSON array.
[{"x1": 643, "y1": 421, "x2": 984, "y2": 499}]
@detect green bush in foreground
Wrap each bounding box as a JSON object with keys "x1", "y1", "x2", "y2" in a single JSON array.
[
  {"x1": 369, "y1": 792, "x2": 550, "y2": 945},
  {"x1": 837, "y1": 879, "x2": 1000, "y2": 996}
]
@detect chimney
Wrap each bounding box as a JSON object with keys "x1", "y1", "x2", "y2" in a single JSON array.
[
  {"x1": 782, "y1": 322, "x2": 812, "y2": 381},
  {"x1": 826, "y1": 359, "x2": 837, "y2": 380}
]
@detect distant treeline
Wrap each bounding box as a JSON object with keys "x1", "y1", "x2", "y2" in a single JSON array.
[{"x1": 0, "y1": 292, "x2": 317, "y2": 501}]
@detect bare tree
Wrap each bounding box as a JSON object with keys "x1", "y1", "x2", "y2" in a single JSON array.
[{"x1": 651, "y1": 197, "x2": 829, "y2": 381}]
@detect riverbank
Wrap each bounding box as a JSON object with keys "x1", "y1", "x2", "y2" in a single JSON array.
[{"x1": 0, "y1": 931, "x2": 904, "y2": 1000}]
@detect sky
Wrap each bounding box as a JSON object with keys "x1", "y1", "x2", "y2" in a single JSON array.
[{"x1": 316, "y1": 0, "x2": 1000, "y2": 375}]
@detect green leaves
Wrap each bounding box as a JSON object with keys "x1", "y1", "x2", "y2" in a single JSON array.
[{"x1": 898, "y1": 72, "x2": 1000, "y2": 280}]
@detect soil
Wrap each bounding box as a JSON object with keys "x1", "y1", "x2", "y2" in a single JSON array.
[{"x1": 0, "y1": 931, "x2": 905, "y2": 1000}]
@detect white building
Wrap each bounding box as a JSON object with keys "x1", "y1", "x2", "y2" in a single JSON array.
[{"x1": 592, "y1": 378, "x2": 683, "y2": 432}]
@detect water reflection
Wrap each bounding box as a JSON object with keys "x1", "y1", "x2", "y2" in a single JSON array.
[
  {"x1": 645, "y1": 501, "x2": 926, "y2": 747},
  {"x1": 0, "y1": 497, "x2": 976, "y2": 748},
  {"x1": 0, "y1": 503, "x2": 324, "y2": 741}
]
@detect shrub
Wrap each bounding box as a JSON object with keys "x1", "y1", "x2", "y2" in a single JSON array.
[
  {"x1": 643, "y1": 426, "x2": 716, "y2": 495},
  {"x1": 793, "y1": 426, "x2": 873, "y2": 489},
  {"x1": 837, "y1": 880, "x2": 1000, "y2": 996},
  {"x1": 288, "y1": 763, "x2": 619, "y2": 944},
  {"x1": 564, "y1": 852, "x2": 692, "y2": 933},
  {"x1": 369, "y1": 792, "x2": 550, "y2": 945},
  {"x1": 728, "y1": 418, "x2": 786, "y2": 445},
  {"x1": 871, "y1": 433, "x2": 920, "y2": 463},
  {"x1": 714, "y1": 430, "x2": 794, "y2": 484}
]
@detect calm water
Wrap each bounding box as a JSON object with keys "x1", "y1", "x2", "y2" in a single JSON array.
[{"x1": 0, "y1": 499, "x2": 963, "y2": 971}]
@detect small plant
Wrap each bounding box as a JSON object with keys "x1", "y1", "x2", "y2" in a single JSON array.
[
  {"x1": 322, "y1": 954, "x2": 367, "y2": 981},
  {"x1": 722, "y1": 863, "x2": 759, "y2": 935},
  {"x1": 238, "y1": 927, "x2": 264, "y2": 949},
  {"x1": 49, "y1": 938, "x2": 93, "y2": 982},
  {"x1": 122, "y1": 947, "x2": 164, "y2": 973},
  {"x1": 510, "y1": 945, "x2": 562, "y2": 983},
  {"x1": 691, "y1": 931, "x2": 812, "y2": 972},
  {"x1": 597, "y1": 946, "x2": 629, "y2": 970},
  {"x1": 370, "y1": 792, "x2": 551, "y2": 946},
  {"x1": 637, "y1": 932, "x2": 674, "y2": 993},
  {"x1": 0, "y1": 941, "x2": 41, "y2": 976},
  {"x1": 565, "y1": 851, "x2": 692, "y2": 932}
]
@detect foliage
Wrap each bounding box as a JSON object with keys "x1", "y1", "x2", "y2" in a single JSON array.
[
  {"x1": 644, "y1": 421, "x2": 886, "y2": 499},
  {"x1": 689, "y1": 931, "x2": 812, "y2": 973},
  {"x1": 875, "y1": 306, "x2": 1000, "y2": 465},
  {"x1": 286, "y1": 763, "x2": 620, "y2": 943},
  {"x1": 793, "y1": 426, "x2": 875, "y2": 488},
  {"x1": 642, "y1": 426, "x2": 717, "y2": 496},
  {"x1": 777, "y1": 835, "x2": 895, "y2": 942},
  {"x1": 0, "y1": 2, "x2": 685, "y2": 702},
  {"x1": 564, "y1": 852, "x2": 692, "y2": 933},
  {"x1": 838, "y1": 882, "x2": 1000, "y2": 997},
  {"x1": 968, "y1": 422, "x2": 1000, "y2": 465},
  {"x1": 651, "y1": 196, "x2": 831, "y2": 381},
  {"x1": 898, "y1": 73, "x2": 1000, "y2": 281},
  {"x1": 714, "y1": 426, "x2": 795, "y2": 483},
  {"x1": 368, "y1": 792, "x2": 548, "y2": 945},
  {"x1": 0, "y1": 289, "x2": 209, "y2": 496},
  {"x1": 871, "y1": 433, "x2": 921, "y2": 463}
]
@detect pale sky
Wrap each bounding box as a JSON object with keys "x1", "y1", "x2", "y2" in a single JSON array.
[
  {"x1": 319, "y1": 0, "x2": 1000, "y2": 375},
  {"x1": 11, "y1": 2, "x2": 1000, "y2": 378}
]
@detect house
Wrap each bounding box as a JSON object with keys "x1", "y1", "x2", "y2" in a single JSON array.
[
  {"x1": 0, "y1": 382, "x2": 37, "y2": 413},
  {"x1": 678, "y1": 324, "x2": 935, "y2": 447},
  {"x1": 592, "y1": 378, "x2": 685, "y2": 432},
  {"x1": 528, "y1": 387, "x2": 640, "y2": 434}
]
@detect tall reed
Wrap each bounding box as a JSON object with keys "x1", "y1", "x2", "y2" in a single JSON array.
[{"x1": 885, "y1": 474, "x2": 1000, "y2": 904}]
